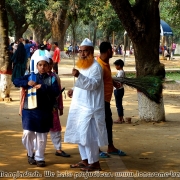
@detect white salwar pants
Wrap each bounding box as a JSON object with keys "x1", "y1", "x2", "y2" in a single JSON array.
[
  {"x1": 78, "y1": 118, "x2": 99, "y2": 164},
  {"x1": 22, "y1": 130, "x2": 48, "y2": 161},
  {"x1": 49, "y1": 131, "x2": 61, "y2": 150},
  {"x1": 79, "y1": 144, "x2": 99, "y2": 164}
]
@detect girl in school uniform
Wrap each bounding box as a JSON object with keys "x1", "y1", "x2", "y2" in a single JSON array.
[{"x1": 48, "y1": 58, "x2": 70, "y2": 157}]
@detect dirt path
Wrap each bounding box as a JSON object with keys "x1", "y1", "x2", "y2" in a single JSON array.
[{"x1": 0, "y1": 56, "x2": 180, "y2": 180}]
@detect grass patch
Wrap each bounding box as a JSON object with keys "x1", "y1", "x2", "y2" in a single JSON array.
[
  {"x1": 126, "y1": 73, "x2": 136, "y2": 78},
  {"x1": 165, "y1": 72, "x2": 180, "y2": 81},
  {"x1": 118, "y1": 72, "x2": 180, "y2": 81}
]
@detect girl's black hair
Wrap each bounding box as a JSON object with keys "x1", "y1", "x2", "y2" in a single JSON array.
[{"x1": 15, "y1": 43, "x2": 26, "y2": 64}]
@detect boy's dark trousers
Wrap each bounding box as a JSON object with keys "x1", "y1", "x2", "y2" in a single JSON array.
[{"x1": 114, "y1": 88, "x2": 124, "y2": 117}]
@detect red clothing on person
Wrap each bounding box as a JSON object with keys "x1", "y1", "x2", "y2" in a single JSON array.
[{"x1": 53, "y1": 47, "x2": 60, "y2": 63}]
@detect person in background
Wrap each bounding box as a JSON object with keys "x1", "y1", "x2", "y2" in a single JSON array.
[
  {"x1": 29, "y1": 41, "x2": 34, "y2": 58},
  {"x1": 75, "y1": 44, "x2": 79, "y2": 54},
  {"x1": 8, "y1": 38, "x2": 13, "y2": 60},
  {"x1": 52, "y1": 42, "x2": 60, "y2": 74},
  {"x1": 97, "y1": 42, "x2": 126, "y2": 156},
  {"x1": 11, "y1": 42, "x2": 27, "y2": 82},
  {"x1": 30, "y1": 36, "x2": 35, "y2": 44},
  {"x1": 46, "y1": 41, "x2": 52, "y2": 51},
  {"x1": 19, "y1": 37, "x2": 24, "y2": 44},
  {"x1": 12, "y1": 40, "x2": 19, "y2": 54},
  {"x1": 24, "y1": 39, "x2": 35, "y2": 70},
  {"x1": 172, "y1": 42, "x2": 176, "y2": 56},
  {"x1": 164, "y1": 48, "x2": 171, "y2": 60},
  {"x1": 67, "y1": 44, "x2": 73, "y2": 57},
  {"x1": 113, "y1": 59, "x2": 125, "y2": 124}
]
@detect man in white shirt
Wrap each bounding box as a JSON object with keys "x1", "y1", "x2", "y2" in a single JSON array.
[{"x1": 64, "y1": 38, "x2": 108, "y2": 171}]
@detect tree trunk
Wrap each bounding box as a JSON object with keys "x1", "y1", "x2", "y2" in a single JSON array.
[
  {"x1": 138, "y1": 92, "x2": 165, "y2": 122},
  {"x1": 5, "y1": 4, "x2": 29, "y2": 40},
  {"x1": 110, "y1": 0, "x2": 165, "y2": 122},
  {"x1": 104, "y1": 33, "x2": 110, "y2": 42},
  {"x1": 33, "y1": 27, "x2": 51, "y2": 44},
  {"x1": 14, "y1": 23, "x2": 29, "y2": 40},
  {"x1": 0, "y1": 0, "x2": 12, "y2": 100},
  {"x1": 45, "y1": 4, "x2": 70, "y2": 52},
  {"x1": 93, "y1": 22, "x2": 97, "y2": 47},
  {"x1": 133, "y1": 34, "x2": 165, "y2": 122}
]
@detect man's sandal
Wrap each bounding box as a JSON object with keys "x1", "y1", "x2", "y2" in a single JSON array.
[
  {"x1": 99, "y1": 152, "x2": 110, "y2": 158},
  {"x1": 80, "y1": 165, "x2": 102, "y2": 172},
  {"x1": 108, "y1": 149, "x2": 126, "y2": 156},
  {"x1": 70, "y1": 161, "x2": 87, "y2": 168}
]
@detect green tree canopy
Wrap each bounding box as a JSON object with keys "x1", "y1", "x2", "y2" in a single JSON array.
[{"x1": 5, "y1": 0, "x2": 47, "y2": 39}]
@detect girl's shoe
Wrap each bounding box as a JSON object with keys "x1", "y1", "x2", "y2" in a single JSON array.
[{"x1": 36, "y1": 160, "x2": 46, "y2": 167}]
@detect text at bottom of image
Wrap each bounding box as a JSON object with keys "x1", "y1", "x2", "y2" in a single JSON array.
[{"x1": 1, "y1": 170, "x2": 180, "y2": 179}]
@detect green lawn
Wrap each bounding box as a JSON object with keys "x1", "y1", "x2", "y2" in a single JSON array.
[
  {"x1": 124, "y1": 72, "x2": 180, "y2": 81},
  {"x1": 165, "y1": 72, "x2": 180, "y2": 81}
]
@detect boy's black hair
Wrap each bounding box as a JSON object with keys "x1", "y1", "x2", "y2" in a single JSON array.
[
  {"x1": 114, "y1": 59, "x2": 124, "y2": 67},
  {"x1": 53, "y1": 42, "x2": 58, "y2": 46},
  {"x1": 25, "y1": 39, "x2": 29, "y2": 44},
  {"x1": 99, "y1": 41, "x2": 112, "y2": 53}
]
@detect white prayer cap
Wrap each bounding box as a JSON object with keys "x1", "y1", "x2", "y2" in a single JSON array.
[
  {"x1": 31, "y1": 49, "x2": 51, "y2": 61},
  {"x1": 30, "y1": 56, "x2": 49, "y2": 73},
  {"x1": 46, "y1": 54, "x2": 52, "y2": 59},
  {"x1": 80, "y1": 38, "x2": 93, "y2": 47},
  {"x1": 35, "y1": 55, "x2": 49, "y2": 64},
  {"x1": 31, "y1": 50, "x2": 51, "y2": 73}
]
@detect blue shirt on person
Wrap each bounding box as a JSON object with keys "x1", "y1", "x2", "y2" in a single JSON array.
[{"x1": 24, "y1": 43, "x2": 35, "y2": 58}]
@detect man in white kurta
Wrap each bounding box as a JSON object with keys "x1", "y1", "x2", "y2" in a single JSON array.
[{"x1": 64, "y1": 38, "x2": 108, "y2": 171}]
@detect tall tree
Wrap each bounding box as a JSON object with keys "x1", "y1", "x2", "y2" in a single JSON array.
[
  {"x1": 30, "y1": 11, "x2": 51, "y2": 43},
  {"x1": 0, "y1": 0, "x2": 12, "y2": 100},
  {"x1": 44, "y1": 0, "x2": 71, "y2": 51},
  {"x1": 110, "y1": 0, "x2": 165, "y2": 122},
  {"x1": 5, "y1": 0, "x2": 28, "y2": 39},
  {"x1": 78, "y1": 0, "x2": 124, "y2": 43},
  {"x1": 5, "y1": 0, "x2": 47, "y2": 40}
]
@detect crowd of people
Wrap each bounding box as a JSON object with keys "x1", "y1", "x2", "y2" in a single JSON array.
[
  {"x1": 6, "y1": 37, "x2": 128, "y2": 170},
  {"x1": 66, "y1": 44, "x2": 79, "y2": 57},
  {"x1": 8, "y1": 38, "x2": 62, "y2": 81},
  {"x1": 159, "y1": 42, "x2": 177, "y2": 60}
]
